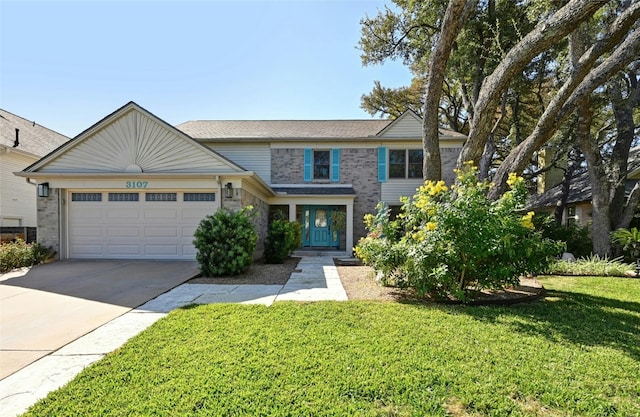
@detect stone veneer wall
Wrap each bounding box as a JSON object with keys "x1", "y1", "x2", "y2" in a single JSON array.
[
  {"x1": 37, "y1": 188, "x2": 60, "y2": 258},
  {"x1": 241, "y1": 189, "x2": 269, "y2": 257},
  {"x1": 220, "y1": 187, "x2": 268, "y2": 259}
]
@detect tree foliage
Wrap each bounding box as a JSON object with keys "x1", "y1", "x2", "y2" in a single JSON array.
[{"x1": 359, "y1": 0, "x2": 640, "y2": 255}]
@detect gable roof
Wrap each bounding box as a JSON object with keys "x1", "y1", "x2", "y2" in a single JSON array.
[
  {"x1": 177, "y1": 110, "x2": 465, "y2": 141},
  {"x1": 24, "y1": 102, "x2": 245, "y2": 174},
  {"x1": 0, "y1": 109, "x2": 70, "y2": 157}
]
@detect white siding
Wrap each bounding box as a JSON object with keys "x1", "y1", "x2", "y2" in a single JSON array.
[
  {"x1": 0, "y1": 150, "x2": 38, "y2": 226},
  {"x1": 381, "y1": 180, "x2": 423, "y2": 205},
  {"x1": 40, "y1": 110, "x2": 241, "y2": 173},
  {"x1": 209, "y1": 143, "x2": 271, "y2": 183}
]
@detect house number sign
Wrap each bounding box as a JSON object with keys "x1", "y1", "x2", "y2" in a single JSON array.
[{"x1": 125, "y1": 181, "x2": 148, "y2": 188}]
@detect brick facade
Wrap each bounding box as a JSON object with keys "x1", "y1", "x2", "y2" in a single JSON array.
[
  {"x1": 340, "y1": 148, "x2": 380, "y2": 243},
  {"x1": 271, "y1": 148, "x2": 304, "y2": 183},
  {"x1": 270, "y1": 147, "x2": 381, "y2": 244}
]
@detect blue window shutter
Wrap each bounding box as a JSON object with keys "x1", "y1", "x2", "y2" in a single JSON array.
[
  {"x1": 378, "y1": 147, "x2": 387, "y2": 183},
  {"x1": 331, "y1": 148, "x2": 340, "y2": 182},
  {"x1": 304, "y1": 148, "x2": 312, "y2": 182}
]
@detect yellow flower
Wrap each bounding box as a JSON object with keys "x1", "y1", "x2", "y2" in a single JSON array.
[
  {"x1": 412, "y1": 230, "x2": 426, "y2": 242},
  {"x1": 426, "y1": 222, "x2": 437, "y2": 231},
  {"x1": 507, "y1": 172, "x2": 524, "y2": 188},
  {"x1": 521, "y1": 211, "x2": 535, "y2": 230},
  {"x1": 363, "y1": 213, "x2": 374, "y2": 228}
]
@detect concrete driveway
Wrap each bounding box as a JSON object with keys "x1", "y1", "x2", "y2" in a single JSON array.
[{"x1": 0, "y1": 260, "x2": 198, "y2": 379}]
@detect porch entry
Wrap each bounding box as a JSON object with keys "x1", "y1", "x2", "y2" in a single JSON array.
[{"x1": 302, "y1": 206, "x2": 339, "y2": 248}]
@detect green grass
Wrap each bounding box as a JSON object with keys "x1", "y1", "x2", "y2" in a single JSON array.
[{"x1": 24, "y1": 277, "x2": 640, "y2": 417}]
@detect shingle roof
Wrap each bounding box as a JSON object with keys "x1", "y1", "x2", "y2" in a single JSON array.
[
  {"x1": 272, "y1": 186, "x2": 356, "y2": 196},
  {"x1": 527, "y1": 147, "x2": 640, "y2": 209},
  {"x1": 0, "y1": 109, "x2": 70, "y2": 157},
  {"x1": 177, "y1": 119, "x2": 393, "y2": 139}
]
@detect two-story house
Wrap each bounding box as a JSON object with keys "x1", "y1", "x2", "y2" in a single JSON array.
[
  {"x1": 16, "y1": 102, "x2": 465, "y2": 260},
  {"x1": 1, "y1": 109, "x2": 70, "y2": 242}
]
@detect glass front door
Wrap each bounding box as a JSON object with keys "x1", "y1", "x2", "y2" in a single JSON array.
[{"x1": 302, "y1": 206, "x2": 339, "y2": 248}]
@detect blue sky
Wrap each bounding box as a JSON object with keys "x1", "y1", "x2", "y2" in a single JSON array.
[{"x1": 1, "y1": 0, "x2": 412, "y2": 138}]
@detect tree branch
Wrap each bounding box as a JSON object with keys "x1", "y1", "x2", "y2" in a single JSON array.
[{"x1": 459, "y1": 0, "x2": 610, "y2": 167}]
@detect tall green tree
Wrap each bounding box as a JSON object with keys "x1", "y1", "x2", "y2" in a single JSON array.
[{"x1": 359, "y1": 0, "x2": 640, "y2": 255}]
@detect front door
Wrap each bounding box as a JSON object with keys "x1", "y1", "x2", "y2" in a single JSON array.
[{"x1": 302, "y1": 206, "x2": 339, "y2": 248}]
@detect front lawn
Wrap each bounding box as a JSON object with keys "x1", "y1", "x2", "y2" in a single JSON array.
[{"x1": 24, "y1": 277, "x2": 640, "y2": 417}]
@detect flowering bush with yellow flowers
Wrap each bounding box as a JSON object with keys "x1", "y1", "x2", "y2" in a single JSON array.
[{"x1": 355, "y1": 163, "x2": 563, "y2": 302}]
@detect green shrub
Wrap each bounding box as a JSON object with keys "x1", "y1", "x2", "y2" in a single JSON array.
[
  {"x1": 356, "y1": 163, "x2": 564, "y2": 302},
  {"x1": 0, "y1": 239, "x2": 51, "y2": 272},
  {"x1": 611, "y1": 227, "x2": 640, "y2": 262},
  {"x1": 548, "y1": 255, "x2": 634, "y2": 277},
  {"x1": 193, "y1": 207, "x2": 258, "y2": 276},
  {"x1": 533, "y1": 213, "x2": 592, "y2": 258},
  {"x1": 264, "y1": 220, "x2": 301, "y2": 264}
]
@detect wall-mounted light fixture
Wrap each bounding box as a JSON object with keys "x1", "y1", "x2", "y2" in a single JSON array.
[
  {"x1": 37, "y1": 182, "x2": 49, "y2": 198},
  {"x1": 224, "y1": 182, "x2": 233, "y2": 199}
]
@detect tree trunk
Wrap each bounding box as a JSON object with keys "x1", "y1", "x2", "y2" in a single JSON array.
[
  {"x1": 609, "y1": 69, "x2": 640, "y2": 229},
  {"x1": 422, "y1": 0, "x2": 477, "y2": 181},
  {"x1": 458, "y1": 0, "x2": 611, "y2": 168},
  {"x1": 569, "y1": 26, "x2": 608, "y2": 256},
  {"x1": 554, "y1": 148, "x2": 581, "y2": 225}
]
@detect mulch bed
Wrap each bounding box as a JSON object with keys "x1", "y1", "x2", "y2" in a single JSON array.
[
  {"x1": 337, "y1": 264, "x2": 545, "y2": 306},
  {"x1": 187, "y1": 257, "x2": 300, "y2": 285},
  {"x1": 188, "y1": 256, "x2": 545, "y2": 305}
]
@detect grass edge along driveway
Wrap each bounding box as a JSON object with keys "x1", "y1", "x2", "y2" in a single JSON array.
[{"x1": 24, "y1": 276, "x2": 640, "y2": 417}]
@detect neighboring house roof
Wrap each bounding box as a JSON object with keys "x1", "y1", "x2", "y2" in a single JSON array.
[
  {"x1": 0, "y1": 109, "x2": 70, "y2": 157},
  {"x1": 527, "y1": 147, "x2": 640, "y2": 209},
  {"x1": 178, "y1": 110, "x2": 465, "y2": 140}
]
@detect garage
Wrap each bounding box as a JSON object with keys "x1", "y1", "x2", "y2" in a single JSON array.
[
  {"x1": 17, "y1": 102, "x2": 271, "y2": 260},
  {"x1": 68, "y1": 190, "x2": 216, "y2": 259}
]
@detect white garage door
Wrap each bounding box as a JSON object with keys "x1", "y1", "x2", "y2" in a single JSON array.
[{"x1": 68, "y1": 191, "x2": 216, "y2": 259}]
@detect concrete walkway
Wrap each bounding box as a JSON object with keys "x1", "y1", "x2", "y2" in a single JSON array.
[{"x1": 0, "y1": 256, "x2": 346, "y2": 417}]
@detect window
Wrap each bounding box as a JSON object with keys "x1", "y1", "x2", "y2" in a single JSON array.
[
  {"x1": 389, "y1": 149, "x2": 423, "y2": 179},
  {"x1": 315, "y1": 209, "x2": 327, "y2": 227},
  {"x1": 304, "y1": 148, "x2": 340, "y2": 182},
  {"x1": 389, "y1": 150, "x2": 406, "y2": 178},
  {"x1": 567, "y1": 206, "x2": 577, "y2": 226},
  {"x1": 314, "y1": 150, "x2": 330, "y2": 180},
  {"x1": 72, "y1": 193, "x2": 102, "y2": 202},
  {"x1": 408, "y1": 150, "x2": 423, "y2": 178},
  {"x1": 184, "y1": 193, "x2": 215, "y2": 202},
  {"x1": 108, "y1": 193, "x2": 139, "y2": 202},
  {"x1": 146, "y1": 193, "x2": 177, "y2": 202}
]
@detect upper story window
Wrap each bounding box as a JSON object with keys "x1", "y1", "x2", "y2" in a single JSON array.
[
  {"x1": 304, "y1": 148, "x2": 340, "y2": 182},
  {"x1": 389, "y1": 149, "x2": 423, "y2": 179},
  {"x1": 314, "y1": 150, "x2": 330, "y2": 180}
]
